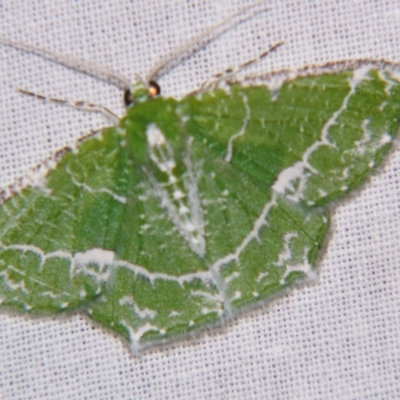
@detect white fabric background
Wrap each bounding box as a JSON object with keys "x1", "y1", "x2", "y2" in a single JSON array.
[{"x1": 1, "y1": 1, "x2": 400, "y2": 399}]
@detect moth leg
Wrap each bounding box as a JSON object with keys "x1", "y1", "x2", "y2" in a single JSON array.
[
  {"x1": 199, "y1": 40, "x2": 284, "y2": 92},
  {"x1": 16, "y1": 88, "x2": 119, "y2": 125}
]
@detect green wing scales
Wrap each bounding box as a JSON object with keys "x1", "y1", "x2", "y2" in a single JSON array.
[{"x1": 1, "y1": 66, "x2": 400, "y2": 351}]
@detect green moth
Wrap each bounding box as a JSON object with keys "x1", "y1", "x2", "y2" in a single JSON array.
[{"x1": 1, "y1": 19, "x2": 400, "y2": 353}]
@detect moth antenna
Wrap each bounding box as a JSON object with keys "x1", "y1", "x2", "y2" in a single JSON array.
[
  {"x1": 16, "y1": 88, "x2": 120, "y2": 124},
  {"x1": 146, "y1": 0, "x2": 269, "y2": 84},
  {"x1": 0, "y1": 1, "x2": 268, "y2": 92},
  {"x1": 200, "y1": 40, "x2": 285, "y2": 91},
  {"x1": 0, "y1": 36, "x2": 132, "y2": 90}
]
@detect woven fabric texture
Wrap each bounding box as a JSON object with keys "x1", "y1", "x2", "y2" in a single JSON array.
[{"x1": 1, "y1": 1, "x2": 400, "y2": 399}]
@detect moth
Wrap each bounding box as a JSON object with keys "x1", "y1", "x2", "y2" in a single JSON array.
[{"x1": 1, "y1": 3, "x2": 399, "y2": 353}]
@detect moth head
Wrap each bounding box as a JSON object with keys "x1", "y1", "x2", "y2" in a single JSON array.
[{"x1": 124, "y1": 80, "x2": 161, "y2": 107}]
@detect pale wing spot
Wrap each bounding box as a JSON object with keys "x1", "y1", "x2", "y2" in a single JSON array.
[
  {"x1": 173, "y1": 189, "x2": 185, "y2": 199},
  {"x1": 121, "y1": 321, "x2": 161, "y2": 354},
  {"x1": 140, "y1": 224, "x2": 151, "y2": 233},
  {"x1": 280, "y1": 248, "x2": 315, "y2": 285},
  {"x1": 256, "y1": 272, "x2": 269, "y2": 283},
  {"x1": 146, "y1": 124, "x2": 166, "y2": 146},
  {"x1": 179, "y1": 205, "x2": 190, "y2": 215},
  {"x1": 354, "y1": 120, "x2": 372, "y2": 156},
  {"x1": 169, "y1": 311, "x2": 181, "y2": 317},
  {"x1": 380, "y1": 133, "x2": 392, "y2": 144},
  {"x1": 74, "y1": 248, "x2": 115, "y2": 266},
  {"x1": 191, "y1": 290, "x2": 223, "y2": 303},
  {"x1": 274, "y1": 232, "x2": 298, "y2": 267},
  {"x1": 225, "y1": 271, "x2": 240, "y2": 284},
  {"x1": 119, "y1": 296, "x2": 157, "y2": 319},
  {"x1": 232, "y1": 291, "x2": 241, "y2": 300}
]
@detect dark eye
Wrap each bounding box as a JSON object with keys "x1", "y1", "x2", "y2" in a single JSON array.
[
  {"x1": 148, "y1": 80, "x2": 161, "y2": 97},
  {"x1": 124, "y1": 88, "x2": 134, "y2": 107}
]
